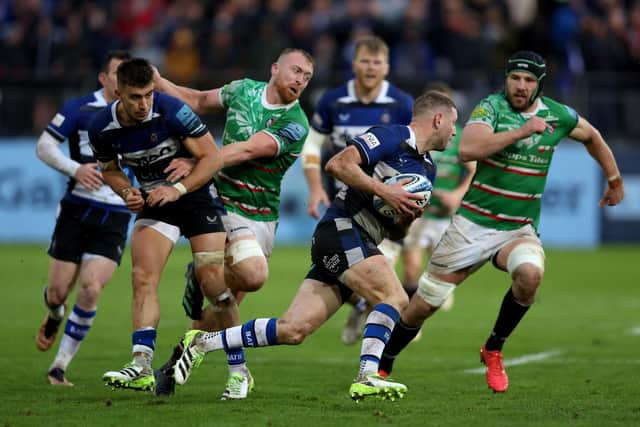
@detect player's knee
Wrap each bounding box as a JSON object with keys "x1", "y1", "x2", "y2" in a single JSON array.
[
  {"x1": 277, "y1": 319, "x2": 310, "y2": 345},
  {"x1": 209, "y1": 288, "x2": 237, "y2": 313},
  {"x1": 387, "y1": 288, "x2": 409, "y2": 312},
  {"x1": 78, "y1": 280, "x2": 102, "y2": 304},
  {"x1": 46, "y1": 286, "x2": 67, "y2": 306},
  {"x1": 228, "y1": 260, "x2": 268, "y2": 292},
  {"x1": 416, "y1": 272, "x2": 456, "y2": 308},
  {"x1": 512, "y1": 264, "x2": 543, "y2": 304},
  {"x1": 131, "y1": 267, "x2": 158, "y2": 293},
  {"x1": 193, "y1": 250, "x2": 225, "y2": 285},
  {"x1": 507, "y1": 243, "x2": 545, "y2": 292}
]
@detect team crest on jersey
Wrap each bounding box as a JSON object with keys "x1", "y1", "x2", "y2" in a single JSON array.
[
  {"x1": 266, "y1": 118, "x2": 276, "y2": 128},
  {"x1": 381, "y1": 112, "x2": 391, "y2": 124},
  {"x1": 546, "y1": 124, "x2": 556, "y2": 134},
  {"x1": 361, "y1": 132, "x2": 380, "y2": 149},
  {"x1": 150, "y1": 133, "x2": 158, "y2": 142}
]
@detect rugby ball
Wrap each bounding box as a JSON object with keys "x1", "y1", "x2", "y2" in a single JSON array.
[{"x1": 373, "y1": 173, "x2": 432, "y2": 218}]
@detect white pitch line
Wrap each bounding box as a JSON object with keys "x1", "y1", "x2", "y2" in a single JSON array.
[
  {"x1": 627, "y1": 326, "x2": 640, "y2": 336},
  {"x1": 464, "y1": 349, "x2": 564, "y2": 374}
]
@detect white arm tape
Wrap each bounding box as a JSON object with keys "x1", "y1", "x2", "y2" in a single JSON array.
[
  {"x1": 301, "y1": 128, "x2": 327, "y2": 169},
  {"x1": 35, "y1": 132, "x2": 80, "y2": 177}
]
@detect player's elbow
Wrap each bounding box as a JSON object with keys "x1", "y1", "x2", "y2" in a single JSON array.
[
  {"x1": 324, "y1": 156, "x2": 342, "y2": 178},
  {"x1": 458, "y1": 144, "x2": 478, "y2": 162}
]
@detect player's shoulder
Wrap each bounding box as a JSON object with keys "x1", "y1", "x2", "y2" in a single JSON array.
[
  {"x1": 360, "y1": 124, "x2": 407, "y2": 143},
  {"x1": 229, "y1": 78, "x2": 265, "y2": 93},
  {"x1": 153, "y1": 91, "x2": 185, "y2": 111},
  {"x1": 481, "y1": 93, "x2": 508, "y2": 108},
  {"x1": 60, "y1": 90, "x2": 104, "y2": 112},
  {"x1": 540, "y1": 96, "x2": 579, "y2": 122}
]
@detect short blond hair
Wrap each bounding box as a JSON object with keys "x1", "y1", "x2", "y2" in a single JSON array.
[
  {"x1": 354, "y1": 36, "x2": 389, "y2": 59},
  {"x1": 278, "y1": 48, "x2": 315, "y2": 66},
  {"x1": 413, "y1": 90, "x2": 456, "y2": 117}
]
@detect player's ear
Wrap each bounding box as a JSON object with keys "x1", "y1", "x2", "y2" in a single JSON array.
[
  {"x1": 114, "y1": 88, "x2": 121, "y2": 99},
  {"x1": 98, "y1": 72, "x2": 107, "y2": 87},
  {"x1": 433, "y1": 112, "x2": 443, "y2": 130}
]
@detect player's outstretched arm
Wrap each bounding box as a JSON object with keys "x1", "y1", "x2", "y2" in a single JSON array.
[
  {"x1": 153, "y1": 68, "x2": 222, "y2": 115},
  {"x1": 569, "y1": 116, "x2": 625, "y2": 207},
  {"x1": 220, "y1": 131, "x2": 279, "y2": 168},
  {"x1": 459, "y1": 119, "x2": 546, "y2": 161}
]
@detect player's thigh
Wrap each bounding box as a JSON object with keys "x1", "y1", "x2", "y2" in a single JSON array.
[
  {"x1": 223, "y1": 212, "x2": 275, "y2": 260},
  {"x1": 189, "y1": 231, "x2": 226, "y2": 253},
  {"x1": 130, "y1": 224, "x2": 175, "y2": 283},
  {"x1": 342, "y1": 254, "x2": 404, "y2": 303},
  {"x1": 47, "y1": 257, "x2": 80, "y2": 292},
  {"x1": 279, "y1": 278, "x2": 343, "y2": 335}
]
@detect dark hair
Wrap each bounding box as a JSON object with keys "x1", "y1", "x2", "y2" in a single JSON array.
[
  {"x1": 413, "y1": 90, "x2": 456, "y2": 117},
  {"x1": 117, "y1": 58, "x2": 153, "y2": 88},
  {"x1": 100, "y1": 50, "x2": 131, "y2": 73},
  {"x1": 277, "y1": 48, "x2": 315, "y2": 66}
]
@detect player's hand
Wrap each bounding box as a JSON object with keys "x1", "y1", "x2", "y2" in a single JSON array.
[
  {"x1": 123, "y1": 187, "x2": 144, "y2": 213},
  {"x1": 146, "y1": 186, "x2": 181, "y2": 208},
  {"x1": 75, "y1": 163, "x2": 103, "y2": 191},
  {"x1": 306, "y1": 188, "x2": 330, "y2": 219},
  {"x1": 165, "y1": 157, "x2": 195, "y2": 182},
  {"x1": 599, "y1": 178, "x2": 625, "y2": 207},
  {"x1": 381, "y1": 178, "x2": 425, "y2": 216},
  {"x1": 520, "y1": 116, "x2": 548, "y2": 138}
]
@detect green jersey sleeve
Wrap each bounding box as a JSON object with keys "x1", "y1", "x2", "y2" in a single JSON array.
[
  {"x1": 219, "y1": 79, "x2": 247, "y2": 109},
  {"x1": 262, "y1": 109, "x2": 310, "y2": 155},
  {"x1": 466, "y1": 98, "x2": 498, "y2": 129}
]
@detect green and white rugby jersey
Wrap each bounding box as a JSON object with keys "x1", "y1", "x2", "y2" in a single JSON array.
[
  {"x1": 215, "y1": 78, "x2": 310, "y2": 221},
  {"x1": 424, "y1": 124, "x2": 464, "y2": 219},
  {"x1": 459, "y1": 94, "x2": 579, "y2": 231}
]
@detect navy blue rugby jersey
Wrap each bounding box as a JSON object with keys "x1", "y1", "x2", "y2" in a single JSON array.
[
  {"x1": 46, "y1": 90, "x2": 130, "y2": 211},
  {"x1": 311, "y1": 80, "x2": 413, "y2": 155},
  {"x1": 321, "y1": 125, "x2": 436, "y2": 244},
  {"x1": 88, "y1": 91, "x2": 209, "y2": 191}
]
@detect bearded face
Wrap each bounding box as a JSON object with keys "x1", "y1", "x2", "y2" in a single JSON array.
[{"x1": 271, "y1": 52, "x2": 313, "y2": 104}]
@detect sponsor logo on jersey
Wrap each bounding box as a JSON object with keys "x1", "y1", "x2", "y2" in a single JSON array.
[
  {"x1": 51, "y1": 113, "x2": 66, "y2": 127},
  {"x1": 469, "y1": 106, "x2": 488, "y2": 120},
  {"x1": 381, "y1": 112, "x2": 391, "y2": 124},
  {"x1": 277, "y1": 122, "x2": 306, "y2": 143},
  {"x1": 206, "y1": 215, "x2": 218, "y2": 223},
  {"x1": 361, "y1": 132, "x2": 381, "y2": 149}
]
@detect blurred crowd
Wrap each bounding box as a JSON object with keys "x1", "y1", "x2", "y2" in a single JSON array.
[{"x1": 1, "y1": 0, "x2": 639, "y2": 138}]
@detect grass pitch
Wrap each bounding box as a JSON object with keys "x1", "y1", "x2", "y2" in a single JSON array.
[{"x1": 1, "y1": 244, "x2": 639, "y2": 426}]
